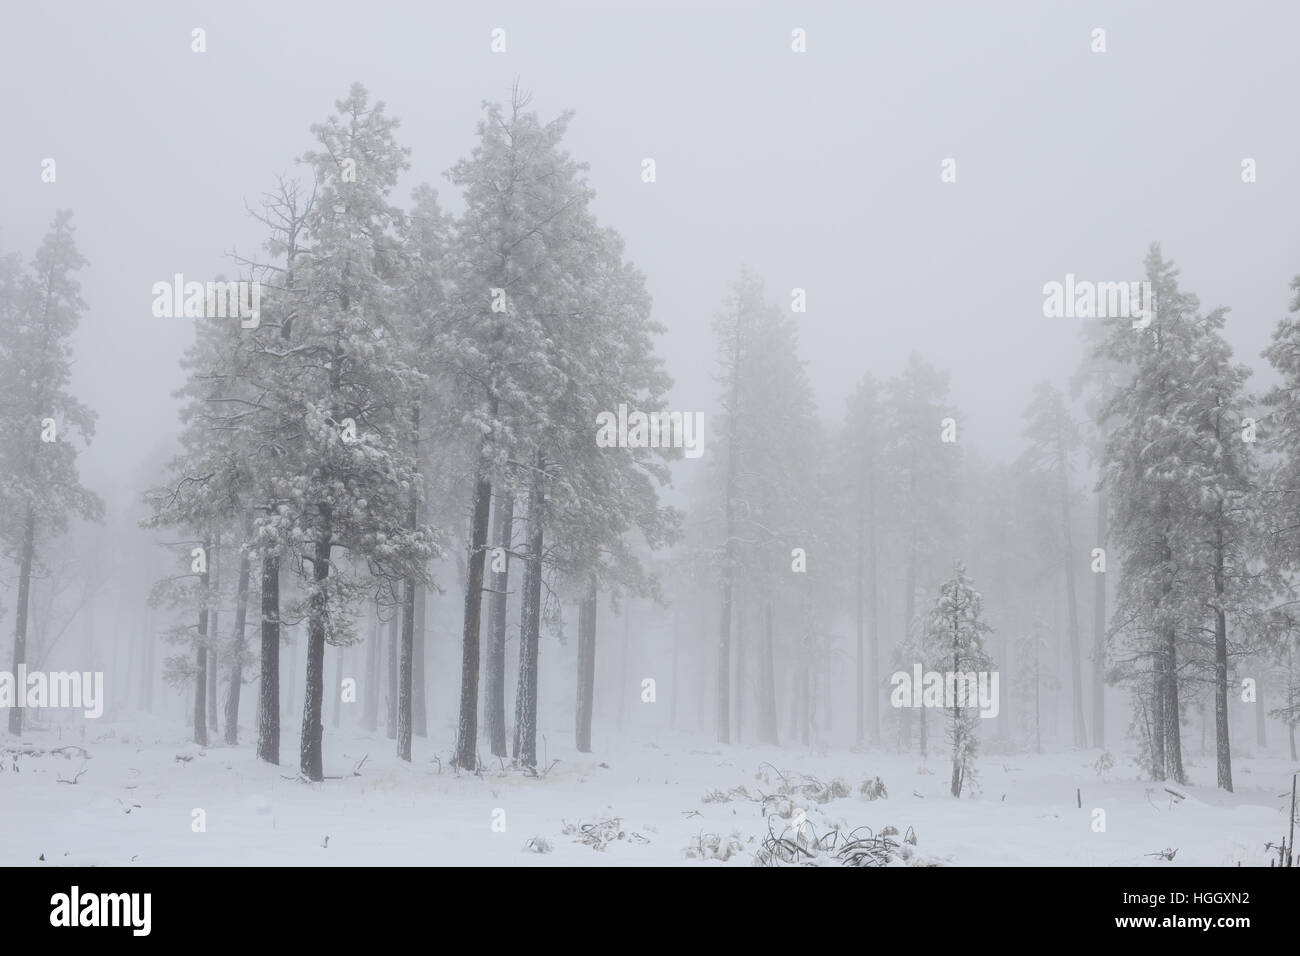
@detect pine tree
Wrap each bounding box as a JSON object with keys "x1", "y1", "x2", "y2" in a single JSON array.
[
  {"x1": 1100, "y1": 245, "x2": 1205, "y2": 784},
  {"x1": 0, "y1": 212, "x2": 103, "y2": 735},
  {"x1": 445, "y1": 87, "x2": 594, "y2": 769},
  {"x1": 924, "y1": 563, "x2": 994, "y2": 797},
  {"x1": 1019, "y1": 381, "x2": 1087, "y2": 747},
  {"x1": 706, "y1": 271, "x2": 819, "y2": 745},
  {"x1": 282, "y1": 84, "x2": 436, "y2": 779}
]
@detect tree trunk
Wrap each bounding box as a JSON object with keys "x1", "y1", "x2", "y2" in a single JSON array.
[
  {"x1": 194, "y1": 537, "x2": 212, "y2": 747},
  {"x1": 7, "y1": 509, "x2": 35, "y2": 735},
  {"x1": 1093, "y1": 487, "x2": 1107, "y2": 748},
  {"x1": 1163, "y1": 624, "x2": 1185, "y2": 784},
  {"x1": 398, "y1": 411, "x2": 419, "y2": 761},
  {"x1": 716, "y1": 311, "x2": 744, "y2": 746},
  {"x1": 362, "y1": 601, "x2": 380, "y2": 732},
  {"x1": 412, "y1": 413, "x2": 427, "y2": 740},
  {"x1": 1214, "y1": 526, "x2": 1232, "y2": 791},
  {"x1": 453, "y1": 465, "x2": 493, "y2": 769},
  {"x1": 398, "y1": 570, "x2": 415, "y2": 761},
  {"x1": 867, "y1": 483, "x2": 879, "y2": 747},
  {"x1": 485, "y1": 493, "x2": 514, "y2": 756},
  {"x1": 225, "y1": 527, "x2": 251, "y2": 746},
  {"x1": 385, "y1": 611, "x2": 398, "y2": 739},
  {"x1": 513, "y1": 465, "x2": 544, "y2": 767},
  {"x1": 950, "y1": 638, "x2": 962, "y2": 797},
  {"x1": 856, "y1": 502, "x2": 864, "y2": 746},
  {"x1": 412, "y1": 581, "x2": 426, "y2": 738},
  {"x1": 904, "y1": 535, "x2": 917, "y2": 753},
  {"x1": 1151, "y1": 659, "x2": 1166, "y2": 779},
  {"x1": 1033, "y1": 637, "x2": 1041, "y2": 753},
  {"x1": 299, "y1": 525, "x2": 330, "y2": 781},
  {"x1": 1059, "y1": 465, "x2": 1087, "y2": 748},
  {"x1": 716, "y1": 588, "x2": 733, "y2": 745},
  {"x1": 575, "y1": 580, "x2": 598, "y2": 752},
  {"x1": 207, "y1": 539, "x2": 220, "y2": 733},
  {"x1": 256, "y1": 555, "x2": 280, "y2": 764},
  {"x1": 1288, "y1": 637, "x2": 1297, "y2": 762}
]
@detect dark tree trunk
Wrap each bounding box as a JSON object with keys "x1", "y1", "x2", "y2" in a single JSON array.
[
  {"x1": 513, "y1": 468, "x2": 544, "y2": 767},
  {"x1": 299, "y1": 524, "x2": 331, "y2": 781},
  {"x1": 7, "y1": 509, "x2": 35, "y2": 735},
  {"x1": 256, "y1": 555, "x2": 280, "y2": 764},
  {"x1": 1214, "y1": 526, "x2": 1232, "y2": 791},
  {"x1": 485, "y1": 493, "x2": 514, "y2": 757},
  {"x1": 398, "y1": 411, "x2": 419, "y2": 761},
  {"x1": 207, "y1": 539, "x2": 221, "y2": 733},
  {"x1": 1151, "y1": 659, "x2": 1166, "y2": 779},
  {"x1": 412, "y1": 581, "x2": 426, "y2": 738},
  {"x1": 411, "y1": 411, "x2": 427, "y2": 739},
  {"x1": 453, "y1": 467, "x2": 494, "y2": 770},
  {"x1": 1163, "y1": 624, "x2": 1185, "y2": 784},
  {"x1": 398, "y1": 572, "x2": 415, "y2": 761},
  {"x1": 225, "y1": 527, "x2": 251, "y2": 746},
  {"x1": 575, "y1": 580, "x2": 598, "y2": 752}
]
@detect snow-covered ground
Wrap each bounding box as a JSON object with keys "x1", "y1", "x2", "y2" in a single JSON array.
[{"x1": 2, "y1": 716, "x2": 1294, "y2": 866}]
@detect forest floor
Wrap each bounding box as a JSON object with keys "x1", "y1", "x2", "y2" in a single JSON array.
[{"x1": 1, "y1": 714, "x2": 1295, "y2": 866}]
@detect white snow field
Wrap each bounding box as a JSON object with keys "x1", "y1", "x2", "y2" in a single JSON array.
[{"x1": 1, "y1": 715, "x2": 1294, "y2": 867}]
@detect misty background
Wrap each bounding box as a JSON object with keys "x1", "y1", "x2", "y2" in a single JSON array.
[{"x1": 5, "y1": 0, "x2": 1298, "y2": 506}]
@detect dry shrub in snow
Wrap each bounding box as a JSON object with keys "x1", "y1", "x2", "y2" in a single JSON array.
[
  {"x1": 683, "y1": 831, "x2": 746, "y2": 861},
  {"x1": 859, "y1": 776, "x2": 888, "y2": 800},
  {"x1": 755, "y1": 817, "x2": 922, "y2": 867}
]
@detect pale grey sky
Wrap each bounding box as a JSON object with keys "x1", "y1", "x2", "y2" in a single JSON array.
[{"x1": 4, "y1": 0, "x2": 1298, "y2": 507}]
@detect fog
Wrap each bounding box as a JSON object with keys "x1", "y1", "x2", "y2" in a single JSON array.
[
  {"x1": 5, "y1": 1, "x2": 1294, "y2": 494},
  {"x1": 2, "y1": 1, "x2": 1299, "y2": 871}
]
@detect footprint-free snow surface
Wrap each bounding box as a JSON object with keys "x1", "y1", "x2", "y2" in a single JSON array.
[{"x1": 2, "y1": 715, "x2": 1292, "y2": 866}]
